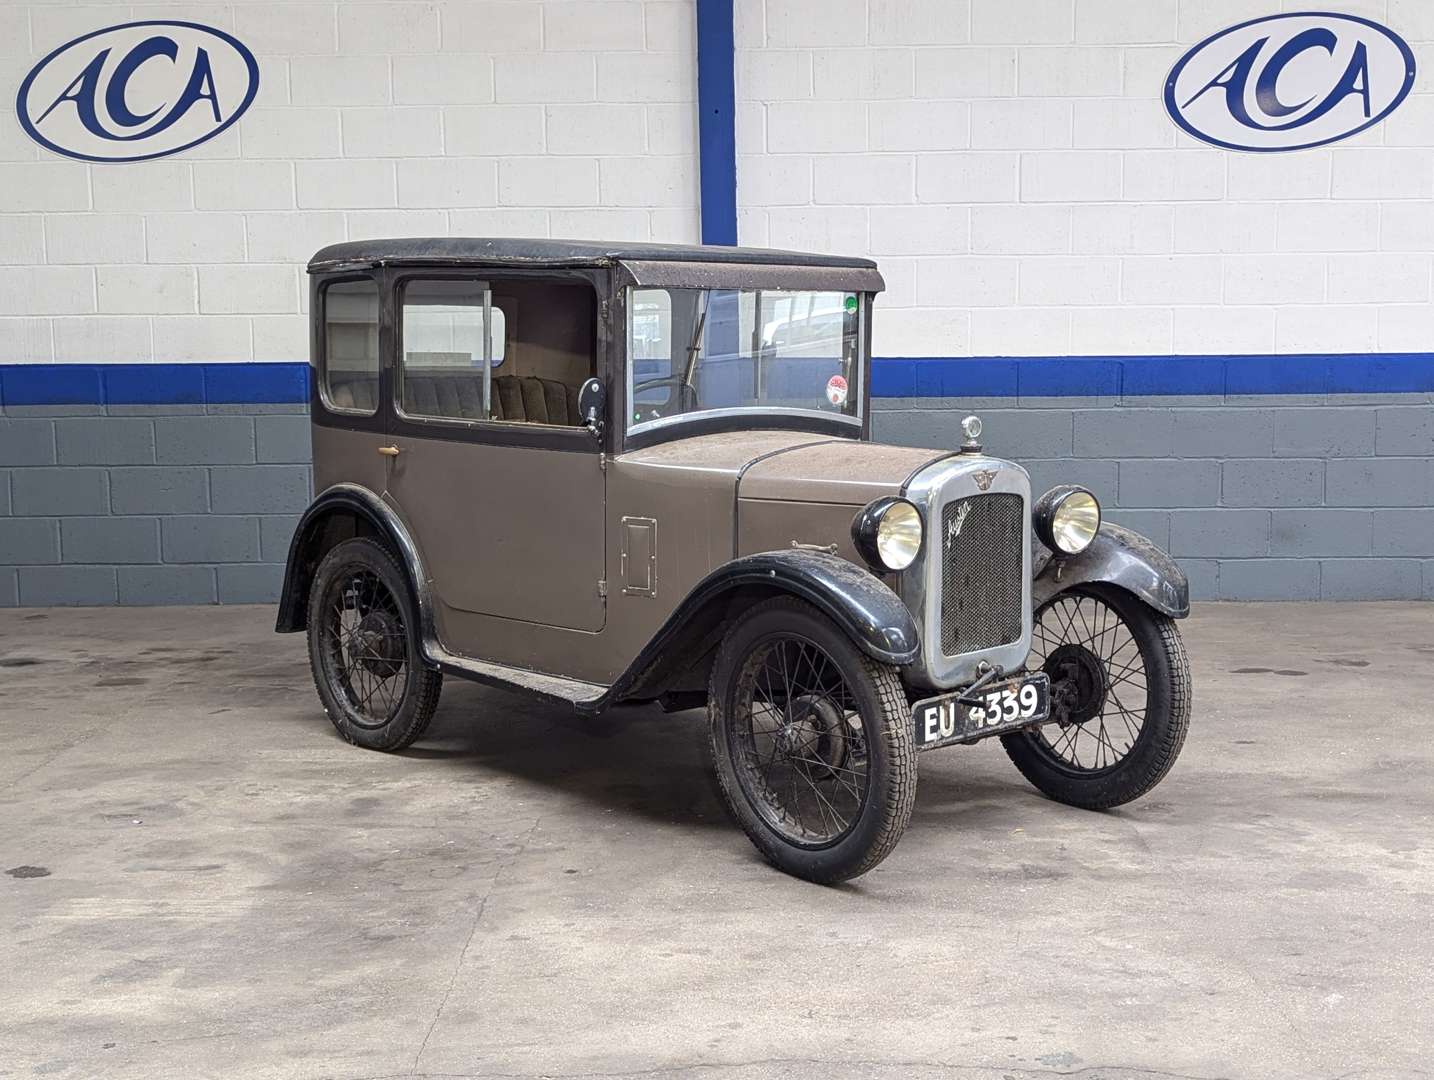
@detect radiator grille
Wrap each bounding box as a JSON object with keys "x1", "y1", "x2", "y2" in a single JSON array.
[{"x1": 939, "y1": 493, "x2": 1025, "y2": 656}]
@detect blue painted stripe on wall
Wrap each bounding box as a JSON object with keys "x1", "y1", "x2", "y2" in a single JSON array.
[
  {"x1": 0, "y1": 363, "x2": 310, "y2": 406},
  {"x1": 870, "y1": 353, "x2": 1434, "y2": 399},
  {"x1": 2, "y1": 354, "x2": 1432, "y2": 406},
  {"x1": 694, "y1": 0, "x2": 737, "y2": 246}
]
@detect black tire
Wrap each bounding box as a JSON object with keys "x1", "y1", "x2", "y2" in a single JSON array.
[
  {"x1": 305, "y1": 537, "x2": 442, "y2": 751},
  {"x1": 1001, "y1": 584, "x2": 1190, "y2": 809},
  {"x1": 707, "y1": 596, "x2": 917, "y2": 884}
]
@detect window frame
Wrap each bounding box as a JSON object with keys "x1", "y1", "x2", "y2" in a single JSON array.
[
  {"x1": 622, "y1": 285, "x2": 866, "y2": 441},
  {"x1": 393, "y1": 275, "x2": 499, "y2": 427},
  {"x1": 628, "y1": 287, "x2": 675, "y2": 410},
  {"x1": 387, "y1": 267, "x2": 605, "y2": 454},
  {"x1": 316, "y1": 274, "x2": 383, "y2": 420}
]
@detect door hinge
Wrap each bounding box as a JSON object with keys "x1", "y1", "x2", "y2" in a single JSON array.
[{"x1": 597, "y1": 579, "x2": 608, "y2": 599}]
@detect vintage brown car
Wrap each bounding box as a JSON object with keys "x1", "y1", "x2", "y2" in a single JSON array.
[{"x1": 277, "y1": 238, "x2": 1192, "y2": 883}]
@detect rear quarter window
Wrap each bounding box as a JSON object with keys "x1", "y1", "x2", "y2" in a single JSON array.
[{"x1": 321, "y1": 280, "x2": 380, "y2": 416}]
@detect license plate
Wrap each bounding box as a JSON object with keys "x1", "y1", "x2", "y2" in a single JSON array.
[{"x1": 913, "y1": 672, "x2": 1050, "y2": 750}]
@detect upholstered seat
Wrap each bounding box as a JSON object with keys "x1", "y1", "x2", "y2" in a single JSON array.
[
  {"x1": 326, "y1": 370, "x2": 581, "y2": 426},
  {"x1": 326, "y1": 373, "x2": 377, "y2": 413},
  {"x1": 402, "y1": 371, "x2": 486, "y2": 420},
  {"x1": 489, "y1": 374, "x2": 581, "y2": 425}
]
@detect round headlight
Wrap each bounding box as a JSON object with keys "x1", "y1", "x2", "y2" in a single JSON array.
[
  {"x1": 1034, "y1": 486, "x2": 1101, "y2": 555},
  {"x1": 852, "y1": 497, "x2": 924, "y2": 572}
]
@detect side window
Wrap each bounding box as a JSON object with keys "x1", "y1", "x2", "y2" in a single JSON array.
[
  {"x1": 399, "y1": 276, "x2": 595, "y2": 429},
  {"x1": 321, "y1": 280, "x2": 380, "y2": 416},
  {"x1": 399, "y1": 280, "x2": 500, "y2": 422}
]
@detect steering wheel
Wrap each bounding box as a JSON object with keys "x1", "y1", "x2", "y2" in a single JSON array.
[{"x1": 631, "y1": 377, "x2": 700, "y2": 423}]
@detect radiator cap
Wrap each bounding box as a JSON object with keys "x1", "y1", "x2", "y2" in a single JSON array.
[{"x1": 959, "y1": 415, "x2": 983, "y2": 454}]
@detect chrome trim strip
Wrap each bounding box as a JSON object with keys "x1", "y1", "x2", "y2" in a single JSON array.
[
  {"x1": 900, "y1": 455, "x2": 1033, "y2": 691},
  {"x1": 628, "y1": 405, "x2": 862, "y2": 438}
]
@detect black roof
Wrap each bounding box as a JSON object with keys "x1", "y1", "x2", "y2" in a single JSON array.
[{"x1": 307, "y1": 237, "x2": 879, "y2": 273}]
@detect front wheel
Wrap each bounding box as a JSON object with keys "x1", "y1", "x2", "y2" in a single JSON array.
[
  {"x1": 1001, "y1": 585, "x2": 1190, "y2": 809},
  {"x1": 707, "y1": 597, "x2": 917, "y2": 884}
]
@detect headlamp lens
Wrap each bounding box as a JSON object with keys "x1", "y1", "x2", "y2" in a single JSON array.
[
  {"x1": 875, "y1": 500, "x2": 923, "y2": 570},
  {"x1": 1050, "y1": 489, "x2": 1100, "y2": 554}
]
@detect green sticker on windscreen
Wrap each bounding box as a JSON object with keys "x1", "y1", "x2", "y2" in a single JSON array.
[{"x1": 844, "y1": 296, "x2": 858, "y2": 313}]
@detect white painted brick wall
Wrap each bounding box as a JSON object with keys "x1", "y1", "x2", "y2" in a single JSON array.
[
  {"x1": 152, "y1": 315, "x2": 252, "y2": 363},
  {"x1": 736, "y1": 0, "x2": 1434, "y2": 358},
  {"x1": 499, "y1": 157, "x2": 597, "y2": 206},
  {"x1": 197, "y1": 266, "x2": 301, "y2": 315},
  {"x1": 1276, "y1": 305, "x2": 1379, "y2": 353},
  {"x1": 5, "y1": 0, "x2": 1433, "y2": 369},
  {"x1": 97, "y1": 267, "x2": 197, "y2": 315},
  {"x1": 446, "y1": 106, "x2": 546, "y2": 156},
  {"x1": 45, "y1": 215, "x2": 146, "y2": 265},
  {"x1": 916, "y1": 153, "x2": 1017, "y2": 202},
  {"x1": 0, "y1": 0, "x2": 698, "y2": 365},
  {"x1": 53, "y1": 315, "x2": 152, "y2": 363},
  {"x1": 0, "y1": 268, "x2": 94, "y2": 316}
]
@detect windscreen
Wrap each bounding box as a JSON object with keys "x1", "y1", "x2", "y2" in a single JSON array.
[{"x1": 627, "y1": 287, "x2": 864, "y2": 432}]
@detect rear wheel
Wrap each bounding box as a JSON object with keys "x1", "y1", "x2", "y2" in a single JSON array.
[
  {"x1": 707, "y1": 597, "x2": 917, "y2": 884},
  {"x1": 306, "y1": 537, "x2": 442, "y2": 751},
  {"x1": 1001, "y1": 584, "x2": 1189, "y2": 809}
]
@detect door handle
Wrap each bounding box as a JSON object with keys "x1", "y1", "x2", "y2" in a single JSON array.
[{"x1": 377, "y1": 445, "x2": 401, "y2": 457}]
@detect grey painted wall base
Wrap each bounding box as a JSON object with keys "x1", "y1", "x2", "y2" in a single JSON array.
[
  {"x1": 2, "y1": 396, "x2": 1432, "y2": 605},
  {"x1": 0, "y1": 404, "x2": 308, "y2": 608},
  {"x1": 873, "y1": 394, "x2": 1434, "y2": 602}
]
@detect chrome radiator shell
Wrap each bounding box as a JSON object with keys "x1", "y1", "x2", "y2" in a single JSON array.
[{"x1": 898, "y1": 455, "x2": 1032, "y2": 690}]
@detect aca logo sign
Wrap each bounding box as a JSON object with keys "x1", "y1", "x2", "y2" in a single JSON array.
[
  {"x1": 16, "y1": 21, "x2": 259, "y2": 163},
  {"x1": 1165, "y1": 12, "x2": 1415, "y2": 152}
]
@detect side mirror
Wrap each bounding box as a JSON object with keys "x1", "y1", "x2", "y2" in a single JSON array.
[{"x1": 578, "y1": 377, "x2": 606, "y2": 439}]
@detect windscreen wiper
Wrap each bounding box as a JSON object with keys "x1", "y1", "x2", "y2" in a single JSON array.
[{"x1": 682, "y1": 292, "x2": 709, "y2": 386}]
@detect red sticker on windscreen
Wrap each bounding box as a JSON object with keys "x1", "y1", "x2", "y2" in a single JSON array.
[{"x1": 826, "y1": 374, "x2": 848, "y2": 406}]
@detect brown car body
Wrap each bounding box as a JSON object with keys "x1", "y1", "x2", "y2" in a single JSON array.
[{"x1": 277, "y1": 238, "x2": 1188, "y2": 714}]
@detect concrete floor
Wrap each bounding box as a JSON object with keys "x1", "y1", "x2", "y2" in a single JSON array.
[{"x1": 1, "y1": 602, "x2": 1431, "y2": 1080}]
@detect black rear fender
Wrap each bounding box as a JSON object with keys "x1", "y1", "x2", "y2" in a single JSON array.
[{"x1": 274, "y1": 484, "x2": 424, "y2": 633}]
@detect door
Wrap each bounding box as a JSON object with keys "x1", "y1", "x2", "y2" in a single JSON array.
[{"x1": 382, "y1": 274, "x2": 606, "y2": 635}]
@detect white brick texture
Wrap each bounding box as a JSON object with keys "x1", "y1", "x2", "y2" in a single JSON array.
[
  {"x1": 97, "y1": 267, "x2": 197, "y2": 315},
  {"x1": 733, "y1": 0, "x2": 1434, "y2": 359},
  {"x1": 500, "y1": 158, "x2": 599, "y2": 207},
  {"x1": 53, "y1": 316, "x2": 152, "y2": 364},
  {"x1": 3, "y1": 0, "x2": 1433, "y2": 370},
  {"x1": 445, "y1": 107, "x2": 546, "y2": 156},
  {"x1": 45, "y1": 215, "x2": 145, "y2": 265},
  {"x1": 198, "y1": 266, "x2": 301, "y2": 315},
  {"x1": 4, "y1": 0, "x2": 698, "y2": 364}
]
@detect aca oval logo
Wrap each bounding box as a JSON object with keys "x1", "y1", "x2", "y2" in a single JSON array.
[
  {"x1": 1165, "y1": 12, "x2": 1415, "y2": 153},
  {"x1": 16, "y1": 21, "x2": 259, "y2": 163}
]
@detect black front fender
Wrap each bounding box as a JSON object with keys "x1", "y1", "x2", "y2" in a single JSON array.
[
  {"x1": 700, "y1": 550, "x2": 920, "y2": 664},
  {"x1": 604, "y1": 550, "x2": 919, "y2": 708},
  {"x1": 1032, "y1": 522, "x2": 1189, "y2": 619}
]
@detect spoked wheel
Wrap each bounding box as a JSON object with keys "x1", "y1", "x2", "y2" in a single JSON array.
[
  {"x1": 306, "y1": 538, "x2": 441, "y2": 751},
  {"x1": 733, "y1": 643, "x2": 868, "y2": 845},
  {"x1": 1001, "y1": 584, "x2": 1190, "y2": 809},
  {"x1": 708, "y1": 597, "x2": 916, "y2": 883}
]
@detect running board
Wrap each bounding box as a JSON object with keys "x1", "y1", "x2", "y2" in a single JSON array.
[{"x1": 432, "y1": 650, "x2": 611, "y2": 713}]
